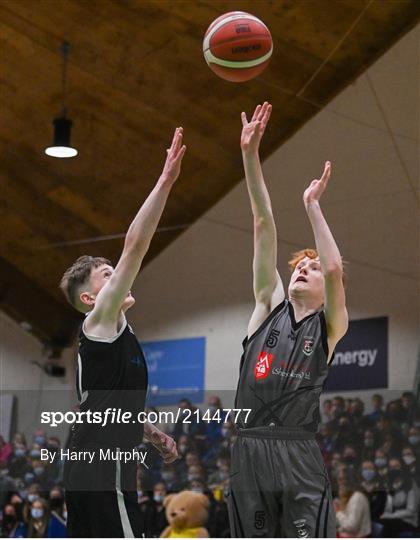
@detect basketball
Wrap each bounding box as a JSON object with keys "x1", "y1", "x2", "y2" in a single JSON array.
[{"x1": 203, "y1": 11, "x2": 273, "y2": 82}]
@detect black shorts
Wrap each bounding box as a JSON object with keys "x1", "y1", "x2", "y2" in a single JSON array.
[
  {"x1": 227, "y1": 426, "x2": 336, "y2": 538},
  {"x1": 64, "y1": 446, "x2": 143, "y2": 538}
]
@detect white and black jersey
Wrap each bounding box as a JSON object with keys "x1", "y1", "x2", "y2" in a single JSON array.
[
  {"x1": 71, "y1": 313, "x2": 148, "y2": 450},
  {"x1": 235, "y1": 299, "x2": 331, "y2": 431}
]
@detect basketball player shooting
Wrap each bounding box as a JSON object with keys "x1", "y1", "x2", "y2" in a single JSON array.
[
  {"x1": 60, "y1": 127, "x2": 185, "y2": 537},
  {"x1": 228, "y1": 102, "x2": 348, "y2": 538}
]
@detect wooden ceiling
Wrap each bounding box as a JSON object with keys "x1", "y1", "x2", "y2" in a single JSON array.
[{"x1": 0, "y1": 0, "x2": 419, "y2": 351}]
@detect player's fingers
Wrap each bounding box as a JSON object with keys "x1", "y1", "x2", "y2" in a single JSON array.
[
  {"x1": 257, "y1": 101, "x2": 268, "y2": 121},
  {"x1": 174, "y1": 145, "x2": 186, "y2": 162},
  {"x1": 251, "y1": 104, "x2": 261, "y2": 122},
  {"x1": 241, "y1": 112, "x2": 248, "y2": 127},
  {"x1": 321, "y1": 161, "x2": 331, "y2": 183}
]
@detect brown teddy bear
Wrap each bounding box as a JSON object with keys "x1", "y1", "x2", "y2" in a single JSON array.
[{"x1": 160, "y1": 490, "x2": 210, "y2": 538}]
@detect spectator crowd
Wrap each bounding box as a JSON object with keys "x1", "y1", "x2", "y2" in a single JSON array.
[{"x1": 0, "y1": 391, "x2": 419, "y2": 537}]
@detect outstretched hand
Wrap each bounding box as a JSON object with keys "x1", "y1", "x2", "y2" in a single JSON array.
[
  {"x1": 161, "y1": 127, "x2": 186, "y2": 185},
  {"x1": 303, "y1": 161, "x2": 331, "y2": 209},
  {"x1": 241, "y1": 101, "x2": 272, "y2": 154}
]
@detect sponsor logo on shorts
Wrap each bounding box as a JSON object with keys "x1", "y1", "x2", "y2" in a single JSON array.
[
  {"x1": 302, "y1": 336, "x2": 315, "y2": 356},
  {"x1": 254, "y1": 353, "x2": 274, "y2": 380},
  {"x1": 293, "y1": 518, "x2": 309, "y2": 538}
]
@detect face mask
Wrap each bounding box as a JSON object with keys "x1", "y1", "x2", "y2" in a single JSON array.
[
  {"x1": 191, "y1": 487, "x2": 203, "y2": 494},
  {"x1": 403, "y1": 455, "x2": 416, "y2": 466},
  {"x1": 0, "y1": 469, "x2": 9, "y2": 477},
  {"x1": 154, "y1": 494, "x2": 164, "y2": 503},
  {"x1": 409, "y1": 436, "x2": 420, "y2": 446},
  {"x1": 375, "y1": 458, "x2": 387, "y2": 468},
  {"x1": 30, "y1": 450, "x2": 41, "y2": 459},
  {"x1": 15, "y1": 449, "x2": 26, "y2": 457},
  {"x1": 219, "y1": 471, "x2": 229, "y2": 481},
  {"x1": 28, "y1": 494, "x2": 38, "y2": 503},
  {"x1": 178, "y1": 445, "x2": 187, "y2": 454},
  {"x1": 3, "y1": 515, "x2": 16, "y2": 528},
  {"x1": 187, "y1": 473, "x2": 199, "y2": 481},
  {"x1": 34, "y1": 467, "x2": 44, "y2": 476},
  {"x1": 161, "y1": 472, "x2": 174, "y2": 482},
  {"x1": 362, "y1": 469, "x2": 375, "y2": 482},
  {"x1": 25, "y1": 473, "x2": 35, "y2": 484},
  {"x1": 50, "y1": 497, "x2": 63, "y2": 509},
  {"x1": 34, "y1": 436, "x2": 45, "y2": 446},
  {"x1": 221, "y1": 428, "x2": 230, "y2": 438},
  {"x1": 31, "y1": 508, "x2": 44, "y2": 519},
  {"x1": 364, "y1": 439, "x2": 374, "y2": 448},
  {"x1": 393, "y1": 481, "x2": 403, "y2": 490},
  {"x1": 137, "y1": 490, "x2": 143, "y2": 498}
]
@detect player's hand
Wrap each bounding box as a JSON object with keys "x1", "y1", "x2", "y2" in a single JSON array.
[
  {"x1": 240, "y1": 102, "x2": 272, "y2": 154},
  {"x1": 149, "y1": 430, "x2": 179, "y2": 463},
  {"x1": 161, "y1": 127, "x2": 186, "y2": 185},
  {"x1": 303, "y1": 161, "x2": 331, "y2": 210}
]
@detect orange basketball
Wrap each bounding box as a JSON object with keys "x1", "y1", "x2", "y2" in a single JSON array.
[{"x1": 203, "y1": 11, "x2": 273, "y2": 83}]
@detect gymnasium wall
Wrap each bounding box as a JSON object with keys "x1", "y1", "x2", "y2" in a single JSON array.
[{"x1": 0, "y1": 310, "x2": 76, "y2": 443}]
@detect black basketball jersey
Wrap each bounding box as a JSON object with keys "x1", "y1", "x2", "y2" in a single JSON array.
[
  {"x1": 234, "y1": 299, "x2": 331, "y2": 432},
  {"x1": 71, "y1": 314, "x2": 148, "y2": 450}
]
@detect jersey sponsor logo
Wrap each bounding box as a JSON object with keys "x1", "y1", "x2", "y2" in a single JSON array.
[
  {"x1": 266, "y1": 328, "x2": 280, "y2": 348},
  {"x1": 254, "y1": 353, "x2": 274, "y2": 380},
  {"x1": 302, "y1": 336, "x2": 315, "y2": 356},
  {"x1": 272, "y1": 366, "x2": 311, "y2": 380},
  {"x1": 293, "y1": 519, "x2": 309, "y2": 538}
]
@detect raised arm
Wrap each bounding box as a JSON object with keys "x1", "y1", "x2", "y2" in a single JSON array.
[
  {"x1": 303, "y1": 161, "x2": 348, "y2": 359},
  {"x1": 91, "y1": 128, "x2": 186, "y2": 324},
  {"x1": 241, "y1": 102, "x2": 285, "y2": 337}
]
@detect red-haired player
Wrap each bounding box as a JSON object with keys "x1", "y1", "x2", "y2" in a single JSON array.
[{"x1": 228, "y1": 102, "x2": 348, "y2": 538}]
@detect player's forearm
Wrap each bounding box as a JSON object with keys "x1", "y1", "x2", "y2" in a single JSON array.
[
  {"x1": 242, "y1": 151, "x2": 274, "y2": 221},
  {"x1": 306, "y1": 201, "x2": 343, "y2": 275},
  {"x1": 124, "y1": 176, "x2": 173, "y2": 256},
  {"x1": 143, "y1": 420, "x2": 160, "y2": 441}
]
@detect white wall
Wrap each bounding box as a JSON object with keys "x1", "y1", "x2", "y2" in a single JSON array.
[
  {"x1": 131, "y1": 27, "x2": 419, "y2": 405},
  {"x1": 0, "y1": 310, "x2": 77, "y2": 443}
]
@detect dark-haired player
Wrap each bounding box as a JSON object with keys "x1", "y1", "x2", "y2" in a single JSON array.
[
  {"x1": 60, "y1": 128, "x2": 185, "y2": 537},
  {"x1": 228, "y1": 103, "x2": 348, "y2": 538}
]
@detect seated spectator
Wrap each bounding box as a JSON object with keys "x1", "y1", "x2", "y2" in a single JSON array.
[
  {"x1": 364, "y1": 394, "x2": 384, "y2": 427},
  {"x1": 342, "y1": 445, "x2": 359, "y2": 470},
  {"x1": 374, "y1": 449, "x2": 389, "y2": 483},
  {"x1": 47, "y1": 487, "x2": 67, "y2": 538},
  {"x1": 0, "y1": 464, "x2": 16, "y2": 508},
  {"x1": 137, "y1": 481, "x2": 168, "y2": 538},
  {"x1": 208, "y1": 454, "x2": 230, "y2": 486},
  {"x1": 360, "y1": 429, "x2": 377, "y2": 462},
  {"x1": 0, "y1": 503, "x2": 27, "y2": 538},
  {"x1": 27, "y1": 497, "x2": 49, "y2": 538},
  {"x1": 408, "y1": 427, "x2": 420, "y2": 459},
  {"x1": 334, "y1": 466, "x2": 371, "y2": 537},
  {"x1": 11, "y1": 435, "x2": 26, "y2": 449},
  {"x1": 402, "y1": 446, "x2": 420, "y2": 486},
  {"x1": 401, "y1": 392, "x2": 418, "y2": 425},
  {"x1": 359, "y1": 460, "x2": 386, "y2": 535},
  {"x1": 0, "y1": 437, "x2": 13, "y2": 468},
  {"x1": 8, "y1": 445, "x2": 29, "y2": 480},
  {"x1": 380, "y1": 469, "x2": 419, "y2": 537},
  {"x1": 9, "y1": 494, "x2": 24, "y2": 524},
  {"x1": 317, "y1": 423, "x2": 335, "y2": 462},
  {"x1": 321, "y1": 399, "x2": 333, "y2": 423}
]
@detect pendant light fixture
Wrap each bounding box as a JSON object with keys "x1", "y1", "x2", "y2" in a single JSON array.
[{"x1": 45, "y1": 41, "x2": 78, "y2": 158}]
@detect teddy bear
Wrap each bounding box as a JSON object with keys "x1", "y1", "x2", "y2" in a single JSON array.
[{"x1": 160, "y1": 490, "x2": 210, "y2": 538}]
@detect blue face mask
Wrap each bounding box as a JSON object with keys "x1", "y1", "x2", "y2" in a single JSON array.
[
  {"x1": 34, "y1": 467, "x2": 44, "y2": 476},
  {"x1": 31, "y1": 508, "x2": 43, "y2": 519},
  {"x1": 27, "y1": 494, "x2": 38, "y2": 503},
  {"x1": 375, "y1": 458, "x2": 387, "y2": 468},
  {"x1": 25, "y1": 473, "x2": 35, "y2": 484},
  {"x1": 362, "y1": 469, "x2": 375, "y2": 482},
  {"x1": 34, "y1": 436, "x2": 45, "y2": 446},
  {"x1": 15, "y1": 448, "x2": 26, "y2": 457},
  {"x1": 30, "y1": 450, "x2": 41, "y2": 459}
]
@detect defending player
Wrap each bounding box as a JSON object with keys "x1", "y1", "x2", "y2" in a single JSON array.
[
  {"x1": 228, "y1": 102, "x2": 348, "y2": 537},
  {"x1": 60, "y1": 128, "x2": 185, "y2": 537}
]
